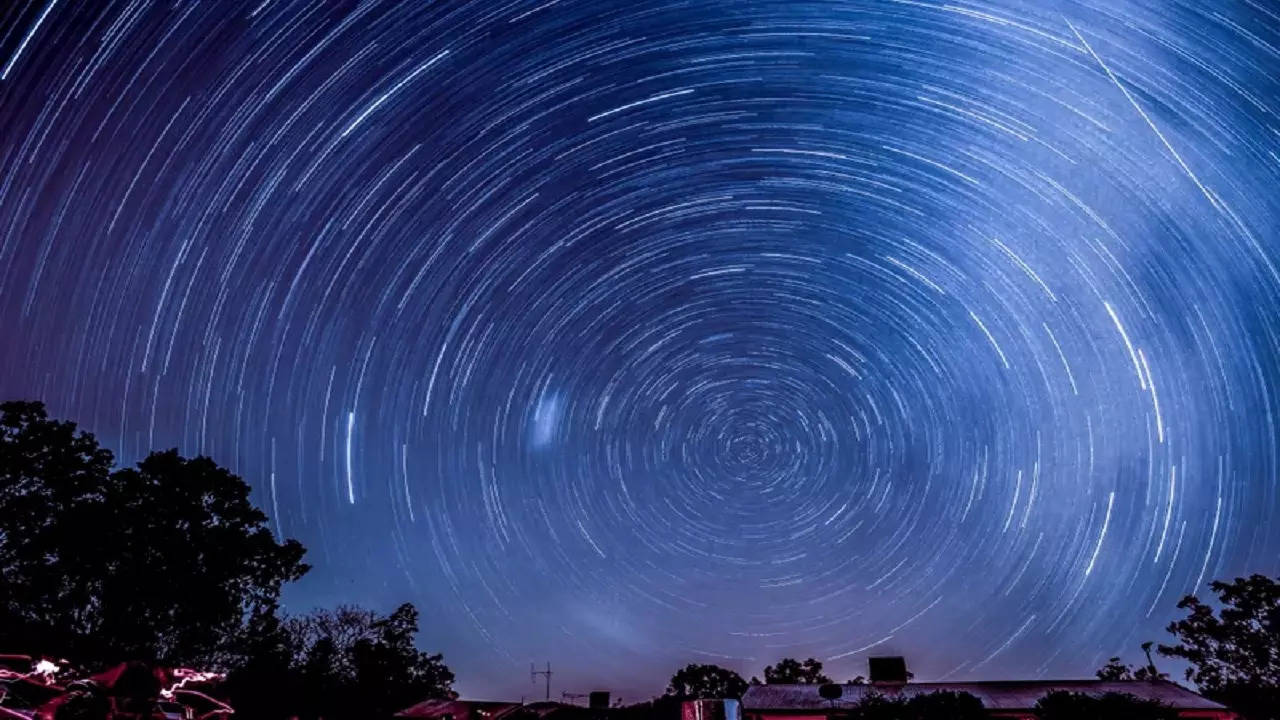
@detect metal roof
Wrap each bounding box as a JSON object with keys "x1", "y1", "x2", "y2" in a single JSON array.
[
  {"x1": 741, "y1": 680, "x2": 1228, "y2": 711},
  {"x1": 395, "y1": 699, "x2": 522, "y2": 719},
  {"x1": 493, "y1": 701, "x2": 592, "y2": 720}
]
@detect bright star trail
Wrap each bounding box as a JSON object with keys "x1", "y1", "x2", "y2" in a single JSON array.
[{"x1": 1, "y1": 0, "x2": 1278, "y2": 701}]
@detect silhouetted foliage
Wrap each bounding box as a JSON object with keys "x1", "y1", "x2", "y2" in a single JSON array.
[
  {"x1": 219, "y1": 609, "x2": 303, "y2": 720},
  {"x1": 836, "y1": 691, "x2": 984, "y2": 720},
  {"x1": 839, "y1": 692, "x2": 900, "y2": 720},
  {"x1": 1202, "y1": 685, "x2": 1280, "y2": 720},
  {"x1": 224, "y1": 603, "x2": 456, "y2": 720},
  {"x1": 1096, "y1": 643, "x2": 1166, "y2": 681},
  {"x1": 666, "y1": 663, "x2": 748, "y2": 699},
  {"x1": 0, "y1": 401, "x2": 309, "y2": 667},
  {"x1": 762, "y1": 658, "x2": 831, "y2": 685},
  {"x1": 1097, "y1": 657, "x2": 1131, "y2": 680},
  {"x1": 1158, "y1": 574, "x2": 1280, "y2": 720},
  {"x1": 904, "y1": 690, "x2": 985, "y2": 720},
  {"x1": 0, "y1": 401, "x2": 455, "y2": 720},
  {"x1": 348, "y1": 604, "x2": 455, "y2": 716},
  {"x1": 1033, "y1": 690, "x2": 1177, "y2": 720}
]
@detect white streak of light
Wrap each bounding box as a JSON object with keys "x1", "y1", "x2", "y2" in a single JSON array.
[
  {"x1": 1104, "y1": 301, "x2": 1145, "y2": 389},
  {"x1": 345, "y1": 412, "x2": 356, "y2": 504},
  {"x1": 1, "y1": 0, "x2": 59, "y2": 80},
  {"x1": 1084, "y1": 491, "x2": 1114, "y2": 577}
]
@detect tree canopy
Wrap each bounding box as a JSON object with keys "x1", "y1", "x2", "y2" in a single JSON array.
[
  {"x1": 762, "y1": 658, "x2": 831, "y2": 685},
  {"x1": 1032, "y1": 691, "x2": 1176, "y2": 720},
  {"x1": 224, "y1": 603, "x2": 456, "y2": 720},
  {"x1": 1157, "y1": 574, "x2": 1280, "y2": 720},
  {"x1": 836, "y1": 690, "x2": 985, "y2": 720},
  {"x1": 0, "y1": 400, "x2": 308, "y2": 667},
  {"x1": 1096, "y1": 642, "x2": 1166, "y2": 681},
  {"x1": 902, "y1": 690, "x2": 985, "y2": 720},
  {"x1": 1159, "y1": 574, "x2": 1280, "y2": 689},
  {"x1": 0, "y1": 400, "x2": 455, "y2": 720},
  {"x1": 666, "y1": 663, "x2": 749, "y2": 699}
]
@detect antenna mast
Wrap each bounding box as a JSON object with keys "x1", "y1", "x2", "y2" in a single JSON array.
[{"x1": 531, "y1": 662, "x2": 552, "y2": 701}]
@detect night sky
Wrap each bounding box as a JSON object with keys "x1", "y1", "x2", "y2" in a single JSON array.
[{"x1": 2, "y1": 0, "x2": 1279, "y2": 702}]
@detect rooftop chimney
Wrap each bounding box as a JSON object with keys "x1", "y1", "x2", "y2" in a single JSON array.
[{"x1": 868, "y1": 656, "x2": 909, "y2": 684}]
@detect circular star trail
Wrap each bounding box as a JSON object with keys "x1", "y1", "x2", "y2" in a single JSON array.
[{"x1": 2, "y1": 0, "x2": 1279, "y2": 699}]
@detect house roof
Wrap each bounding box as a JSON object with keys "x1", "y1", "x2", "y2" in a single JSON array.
[
  {"x1": 741, "y1": 680, "x2": 1228, "y2": 711},
  {"x1": 394, "y1": 699, "x2": 602, "y2": 720},
  {"x1": 493, "y1": 702, "x2": 592, "y2": 720},
  {"x1": 395, "y1": 699, "x2": 521, "y2": 719}
]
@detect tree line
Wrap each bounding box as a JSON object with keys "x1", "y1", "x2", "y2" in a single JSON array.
[
  {"x1": 0, "y1": 401, "x2": 451, "y2": 719},
  {"x1": 2, "y1": 401, "x2": 1278, "y2": 720}
]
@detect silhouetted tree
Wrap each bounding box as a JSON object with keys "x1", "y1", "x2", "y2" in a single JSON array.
[
  {"x1": 666, "y1": 663, "x2": 748, "y2": 699},
  {"x1": 841, "y1": 692, "x2": 900, "y2": 720},
  {"x1": 840, "y1": 691, "x2": 984, "y2": 720},
  {"x1": 763, "y1": 658, "x2": 831, "y2": 685},
  {"x1": 1096, "y1": 644, "x2": 1166, "y2": 682},
  {"x1": 1158, "y1": 574, "x2": 1280, "y2": 720},
  {"x1": 1139, "y1": 641, "x2": 1168, "y2": 680},
  {"x1": 225, "y1": 602, "x2": 455, "y2": 720},
  {"x1": 1, "y1": 400, "x2": 115, "y2": 659},
  {"x1": 349, "y1": 604, "x2": 456, "y2": 718},
  {"x1": 1033, "y1": 690, "x2": 1176, "y2": 720},
  {"x1": 904, "y1": 690, "x2": 985, "y2": 720},
  {"x1": 0, "y1": 401, "x2": 308, "y2": 667},
  {"x1": 1201, "y1": 686, "x2": 1280, "y2": 720},
  {"x1": 0, "y1": 401, "x2": 455, "y2": 720},
  {"x1": 1097, "y1": 657, "x2": 1132, "y2": 681},
  {"x1": 220, "y1": 609, "x2": 303, "y2": 720}
]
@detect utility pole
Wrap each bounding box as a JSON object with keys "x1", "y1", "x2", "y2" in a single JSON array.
[{"x1": 531, "y1": 662, "x2": 552, "y2": 701}]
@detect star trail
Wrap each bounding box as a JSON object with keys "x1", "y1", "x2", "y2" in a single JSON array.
[{"x1": 2, "y1": 0, "x2": 1279, "y2": 701}]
